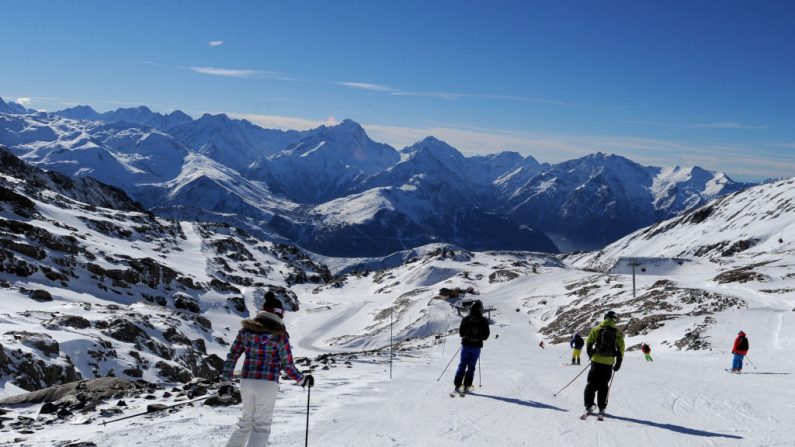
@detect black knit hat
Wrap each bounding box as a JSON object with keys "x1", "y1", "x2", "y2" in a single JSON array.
[
  {"x1": 470, "y1": 300, "x2": 483, "y2": 315},
  {"x1": 263, "y1": 291, "x2": 283, "y2": 311}
]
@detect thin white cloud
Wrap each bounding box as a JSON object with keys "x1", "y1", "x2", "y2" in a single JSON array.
[
  {"x1": 336, "y1": 80, "x2": 575, "y2": 106},
  {"x1": 188, "y1": 66, "x2": 293, "y2": 81},
  {"x1": 16, "y1": 97, "x2": 32, "y2": 107},
  {"x1": 681, "y1": 121, "x2": 767, "y2": 130},
  {"x1": 391, "y1": 91, "x2": 571, "y2": 106},
  {"x1": 189, "y1": 66, "x2": 260, "y2": 78},
  {"x1": 335, "y1": 82, "x2": 397, "y2": 92},
  {"x1": 208, "y1": 40, "x2": 224, "y2": 47},
  {"x1": 622, "y1": 119, "x2": 766, "y2": 131},
  {"x1": 141, "y1": 60, "x2": 160, "y2": 66}
]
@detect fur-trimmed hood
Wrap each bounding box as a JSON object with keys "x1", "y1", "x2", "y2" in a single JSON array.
[{"x1": 241, "y1": 311, "x2": 287, "y2": 336}]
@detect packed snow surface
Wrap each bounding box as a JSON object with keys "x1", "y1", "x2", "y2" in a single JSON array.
[{"x1": 3, "y1": 250, "x2": 793, "y2": 446}]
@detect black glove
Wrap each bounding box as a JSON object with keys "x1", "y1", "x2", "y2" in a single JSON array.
[
  {"x1": 300, "y1": 374, "x2": 314, "y2": 388},
  {"x1": 586, "y1": 347, "x2": 594, "y2": 359},
  {"x1": 613, "y1": 356, "x2": 622, "y2": 372},
  {"x1": 218, "y1": 381, "x2": 236, "y2": 396}
]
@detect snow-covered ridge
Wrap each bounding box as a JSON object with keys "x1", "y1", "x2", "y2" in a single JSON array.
[{"x1": 576, "y1": 177, "x2": 795, "y2": 270}]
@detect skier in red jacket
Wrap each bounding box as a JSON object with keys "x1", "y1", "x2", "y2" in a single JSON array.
[{"x1": 730, "y1": 331, "x2": 749, "y2": 373}]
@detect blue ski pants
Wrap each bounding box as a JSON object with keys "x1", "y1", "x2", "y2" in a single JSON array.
[
  {"x1": 454, "y1": 345, "x2": 481, "y2": 388},
  {"x1": 731, "y1": 353, "x2": 744, "y2": 371}
]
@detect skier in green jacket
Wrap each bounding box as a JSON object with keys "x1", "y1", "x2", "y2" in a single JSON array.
[{"x1": 583, "y1": 310, "x2": 625, "y2": 418}]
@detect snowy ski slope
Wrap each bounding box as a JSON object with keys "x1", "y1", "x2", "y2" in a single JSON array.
[{"x1": 2, "y1": 250, "x2": 793, "y2": 446}]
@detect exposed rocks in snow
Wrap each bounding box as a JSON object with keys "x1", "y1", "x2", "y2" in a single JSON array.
[
  {"x1": 693, "y1": 238, "x2": 759, "y2": 257},
  {"x1": 714, "y1": 263, "x2": 772, "y2": 284},
  {"x1": 542, "y1": 277, "x2": 745, "y2": 345},
  {"x1": 6, "y1": 331, "x2": 60, "y2": 357},
  {"x1": 0, "y1": 185, "x2": 36, "y2": 216},
  {"x1": 225, "y1": 296, "x2": 248, "y2": 314},
  {"x1": 488, "y1": 269, "x2": 520, "y2": 283},
  {"x1": 674, "y1": 317, "x2": 716, "y2": 350}
]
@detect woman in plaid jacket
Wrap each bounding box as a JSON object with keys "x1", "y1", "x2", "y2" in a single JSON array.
[{"x1": 222, "y1": 292, "x2": 314, "y2": 447}]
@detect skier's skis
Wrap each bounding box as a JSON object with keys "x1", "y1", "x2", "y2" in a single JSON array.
[
  {"x1": 450, "y1": 388, "x2": 466, "y2": 397},
  {"x1": 581, "y1": 411, "x2": 605, "y2": 421}
]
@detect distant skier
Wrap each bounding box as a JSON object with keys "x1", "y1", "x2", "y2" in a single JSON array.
[
  {"x1": 221, "y1": 291, "x2": 314, "y2": 447},
  {"x1": 583, "y1": 310, "x2": 625, "y2": 419},
  {"x1": 570, "y1": 333, "x2": 585, "y2": 365},
  {"x1": 454, "y1": 300, "x2": 490, "y2": 394},
  {"x1": 731, "y1": 331, "x2": 749, "y2": 373},
  {"x1": 641, "y1": 342, "x2": 653, "y2": 362},
  {"x1": 539, "y1": 340, "x2": 545, "y2": 349}
]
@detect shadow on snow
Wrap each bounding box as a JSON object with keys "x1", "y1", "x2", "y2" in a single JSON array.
[
  {"x1": 737, "y1": 372, "x2": 790, "y2": 375},
  {"x1": 603, "y1": 414, "x2": 743, "y2": 439},
  {"x1": 466, "y1": 392, "x2": 568, "y2": 412}
]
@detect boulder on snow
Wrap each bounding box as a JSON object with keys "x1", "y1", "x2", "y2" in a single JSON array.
[
  {"x1": 29, "y1": 289, "x2": 53, "y2": 302},
  {"x1": 146, "y1": 403, "x2": 168, "y2": 412},
  {"x1": 45, "y1": 314, "x2": 91, "y2": 330},
  {"x1": 0, "y1": 377, "x2": 137, "y2": 406}
]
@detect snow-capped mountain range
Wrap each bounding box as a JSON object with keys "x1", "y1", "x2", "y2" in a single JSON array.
[{"x1": 0, "y1": 97, "x2": 750, "y2": 255}]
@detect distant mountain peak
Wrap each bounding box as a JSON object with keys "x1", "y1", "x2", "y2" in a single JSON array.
[
  {"x1": 0, "y1": 96, "x2": 30, "y2": 114},
  {"x1": 338, "y1": 118, "x2": 360, "y2": 127},
  {"x1": 405, "y1": 136, "x2": 459, "y2": 155},
  {"x1": 198, "y1": 112, "x2": 231, "y2": 122},
  {"x1": 323, "y1": 118, "x2": 366, "y2": 136}
]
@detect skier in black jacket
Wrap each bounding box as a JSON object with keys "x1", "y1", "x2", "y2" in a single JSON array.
[
  {"x1": 570, "y1": 333, "x2": 585, "y2": 365},
  {"x1": 453, "y1": 300, "x2": 490, "y2": 394}
]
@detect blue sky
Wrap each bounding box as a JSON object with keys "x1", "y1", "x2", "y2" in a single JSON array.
[{"x1": 1, "y1": 0, "x2": 793, "y2": 181}]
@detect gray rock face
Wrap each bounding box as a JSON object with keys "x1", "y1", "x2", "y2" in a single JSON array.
[
  {"x1": 5, "y1": 331, "x2": 59, "y2": 357},
  {"x1": 0, "y1": 337, "x2": 81, "y2": 391},
  {"x1": 46, "y1": 315, "x2": 91, "y2": 330},
  {"x1": 0, "y1": 377, "x2": 136, "y2": 406}
]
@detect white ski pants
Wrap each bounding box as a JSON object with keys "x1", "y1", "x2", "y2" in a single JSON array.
[{"x1": 226, "y1": 379, "x2": 279, "y2": 447}]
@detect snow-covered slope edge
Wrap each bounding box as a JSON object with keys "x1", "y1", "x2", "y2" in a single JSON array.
[{"x1": 570, "y1": 177, "x2": 795, "y2": 272}]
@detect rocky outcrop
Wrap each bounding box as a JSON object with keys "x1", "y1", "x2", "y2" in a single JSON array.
[{"x1": 0, "y1": 338, "x2": 81, "y2": 391}]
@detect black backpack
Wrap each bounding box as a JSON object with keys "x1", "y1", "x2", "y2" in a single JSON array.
[
  {"x1": 464, "y1": 317, "x2": 484, "y2": 341},
  {"x1": 737, "y1": 336, "x2": 749, "y2": 351},
  {"x1": 595, "y1": 327, "x2": 618, "y2": 357}
]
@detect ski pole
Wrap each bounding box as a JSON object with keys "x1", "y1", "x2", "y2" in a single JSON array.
[
  {"x1": 478, "y1": 356, "x2": 482, "y2": 387},
  {"x1": 745, "y1": 356, "x2": 758, "y2": 370},
  {"x1": 553, "y1": 361, "x2": 590, "y2": 397},
  {"x1": 305, "y1": 386, "x2": 311, "y2": 447},
  {"x1": 100, "y1": 395, "x2": 210, "y2": 426},
  {"x1": 436, "y1": 346, "x2": 462, "y2": 382},
  {"x1": 605, "y1": 370, "x2": 616, "y2": 404}
]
